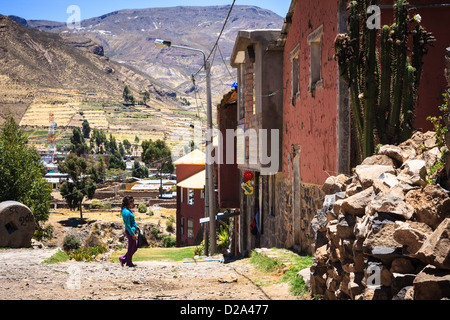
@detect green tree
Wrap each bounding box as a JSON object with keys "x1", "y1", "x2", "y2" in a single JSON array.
[
  {"x1": 82, "y1": 120, "x2": 91, "y2": 139},
  {"x1": 108, "y1": 150, "x2": 126, "y2": 170},
  {"x1": 123, "y1": 139, "x2": 132, "y2": 154},
  {"x1": 69, "y1": 127, "x2": 89, "y2": 156},
  {"x1": 0, "y1": 115, "x2": 52, "y2": 239},
  {"x1": 90, "y1": 128, "x2": 107, "y2": 154},
  {"x1": 139, "y1": 91, "x2": 150, "y2": 105},
  {"x1": 141, "y1": 139, "x2": 174, "y2": 196},
  {"x1": 122, "y1": 85, "x2": 135, "y2": 105},
  {"x1": 58, "y1": 153, "x2": 97, "y2": 220},
  {"x1": 132, "y1": 160, "x2": 149, "y2": 179}
]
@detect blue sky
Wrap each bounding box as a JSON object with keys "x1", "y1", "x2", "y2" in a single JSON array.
[{"x1": 1, "y1": 0, "x2": 292, "y2": 21}]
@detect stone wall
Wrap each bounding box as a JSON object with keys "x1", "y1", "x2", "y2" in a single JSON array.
[
  {"x1": 310, "y1": 131, "x2": 450, "y2": 300},
  {"x1": 259, "y1": 175, "x2": 323, "y2": 256}
]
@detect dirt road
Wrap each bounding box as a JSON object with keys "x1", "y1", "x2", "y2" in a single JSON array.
[{"x1": 0, "y1": 248, "x2": 304, "y2": 300}]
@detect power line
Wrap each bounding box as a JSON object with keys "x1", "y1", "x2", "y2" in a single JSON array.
[{"x1": 193, "y1": 0, "x2": 236, "y2": 77}]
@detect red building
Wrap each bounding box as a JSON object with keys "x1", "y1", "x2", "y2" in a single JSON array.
[
  {"x1": 225, "y1": 0, "x2": 450, "y2": 256},
  {"x1": 174, "y1": 150, "x2": 206, "y2": 247}
]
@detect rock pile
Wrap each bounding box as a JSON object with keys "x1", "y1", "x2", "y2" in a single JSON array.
[{"x1": 310, "y1": 131, "x2": 450, "y2": 300}]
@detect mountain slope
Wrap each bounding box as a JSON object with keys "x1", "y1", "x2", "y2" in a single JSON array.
[
  {"x1": 0, "y1": 14, "x2": 188, "y2": 143},
  {"x1": 27, "y1": 5, "x2": 284, "y2": 103}
]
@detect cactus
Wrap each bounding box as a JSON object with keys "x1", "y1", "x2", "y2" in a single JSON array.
[{"x1": 334, "y1": 0, "x2": 435, "y2": 161}]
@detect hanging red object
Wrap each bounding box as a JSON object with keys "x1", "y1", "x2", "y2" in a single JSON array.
[{"x1": 243, "y1": 171, "x2": 253, "y2": 181}]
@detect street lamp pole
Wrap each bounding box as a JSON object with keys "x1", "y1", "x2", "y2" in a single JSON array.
[{"x1": 155, "y1": 39, "x2": 216, "y2": 255}]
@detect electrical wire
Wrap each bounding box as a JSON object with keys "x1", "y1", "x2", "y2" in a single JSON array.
[{"x1": 193, "y1": 0, "x2": 236, "y2": 77}]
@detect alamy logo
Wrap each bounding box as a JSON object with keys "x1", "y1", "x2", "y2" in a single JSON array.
[
  {"x1": 366, "y1": 5, "x2": 381, "y2": 30},
  {"x1": 67, "y1": 5, "x2": 81, "y2": 30},
  {"x1": 170, "y1": 121, "x2": 280, "y2": 175}
]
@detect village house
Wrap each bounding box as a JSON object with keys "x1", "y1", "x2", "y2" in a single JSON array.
[
  {"x1": 229, "y1": 29, "x2": 284, "y2": 256},
  {"x1": 173, "y1": 149, "x2": 206, "y2": 247}
]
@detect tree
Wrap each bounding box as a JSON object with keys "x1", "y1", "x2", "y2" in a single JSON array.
[
  {"x1": 122, "y1": 85, "x2": 135, "y2": 105},
  {"x1": 139, "y1": 91, "x2": 150, "y2": 105},
  {"x1": 132, "y1": 160, "x2": 149, "y2": 179},
  {"x1": 123, "y1": 139, "x2": 132, "y2": 154},
  {"x1": 90, "y1": 128, "x2": 107, "y2": 154},
  {"x1": 0, "y1": 115, "x2": 52, "y2": 239},
  {"x1": 59, "y1": 153, "x2": 97, "y2": 220},
  {"x1": 82, "y1": 120, "x2": 91, "y2": 139},
  {"x1": 141, "y1": 139, "x2": 174, "y2": 196},
  {"x1": 69, "y1": 127, "x2": 89, "y2": 156},
  {"x1": 108, "y1": 150, "x2": 126, "y2": 170}
]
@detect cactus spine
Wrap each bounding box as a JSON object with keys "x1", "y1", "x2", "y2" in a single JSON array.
[{"x1": 334, "y1": 0, "x2": 435, "y2": 161}]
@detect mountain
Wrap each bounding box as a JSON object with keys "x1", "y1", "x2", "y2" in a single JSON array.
[
  {"x1": 0, "y1": 6, "x2": 283, "y2": 150},
  {"x1": 26, "y1": 5, "x2": 283, "y2": 103}
]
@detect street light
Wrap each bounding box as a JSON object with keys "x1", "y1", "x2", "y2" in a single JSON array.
[{"x1": 154, "y1": 39, "x2": 217, "y2": 255}]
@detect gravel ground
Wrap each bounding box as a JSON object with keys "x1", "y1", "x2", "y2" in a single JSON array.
[{"x1": 0, "y1": 248, "x2": 302, "y2": 301}]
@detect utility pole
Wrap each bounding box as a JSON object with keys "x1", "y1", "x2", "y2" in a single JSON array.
[
  {"x1": 205, "y1": 60, "x2": 216, "y2": 255},
  {"x1": 154, "y1": 39, "x2": 216, "y2": 255}
]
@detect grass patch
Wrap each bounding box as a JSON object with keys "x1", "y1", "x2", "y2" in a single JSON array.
[
  {"x1": 44, "y1": 250, "x2": 69, "y2": 264},
  {"x1": 110, "y1": 246, "x2": 196, "y2": 263},
  {"x1": 250, "y1": 248, "x2": 313, "y2": 297}
]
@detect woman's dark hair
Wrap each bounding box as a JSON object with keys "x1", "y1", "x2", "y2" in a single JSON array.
[{"x1": 122, "y1": 196, "x2": 134, "y2": 209}]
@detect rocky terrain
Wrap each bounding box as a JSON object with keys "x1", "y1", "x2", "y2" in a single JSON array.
[
  {"x1": 0, "y1": 247, "x2": 298, "y2": 301},
  {"x1": 311, "y1": 131, "x2": 450, "y2": 300}
]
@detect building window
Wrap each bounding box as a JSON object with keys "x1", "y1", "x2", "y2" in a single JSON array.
[
  {"x1": 180, "y1": 187, "x2": 184, "y2": 203},
  {"x1": 201, "y1": 188, "x2": 205, "y2": 199},
  {"x1": 291, "y1": 44, "x2": 300, "y2": 106},
  {"x1": 180, "y1": 216, "x2": 185, "y2": 236},
  {"x1": 187, "y1": 218, "x2": 194, "y2": 239},
  {"x1": 188, "y1": 188, "x2": 194, "y2": 205},
  {"x1": 308, "y1": 25, "x2": 324, "y2": 96}
]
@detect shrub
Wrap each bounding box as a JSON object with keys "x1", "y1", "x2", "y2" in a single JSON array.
[
  {"x1": 63, "y1": 235, "x2": 81, "y2": 251},
  {"x1": 194, "y1": 241, "x2": 205, "y2": 256},
  {"x1": 67, "y1": 246, "x2": 108, "y2": 262},
  {"x1": 166, "y1": 220, "x2": 174, "y2": 233},
  {"x1": 138, "y1": 203, "x2": 147, "y2": 213},
  {"x1": 162, "y1": 235, "x2": 176, "y2": 248},
  {"x1": 90, "y1": 200, "x2": 105, "y2": 209}
]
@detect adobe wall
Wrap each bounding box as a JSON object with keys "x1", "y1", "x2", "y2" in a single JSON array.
[{"x1": 282, "y1": 0, "x2": 338, "y2": 185}]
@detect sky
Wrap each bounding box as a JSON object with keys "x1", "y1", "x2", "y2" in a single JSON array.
[{"x1": 0, "y1": 0, "x2": 292, "y2": 22}]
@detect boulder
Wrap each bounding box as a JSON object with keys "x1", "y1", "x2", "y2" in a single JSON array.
[
  {"x1": 397, "y1": 159, "x2": 427, "y2": 187},
  {"x1": 405, "y1": 184, "x2": 450, "y2": 229},
  {"x1": 322, "y1": 174, "x2": 350, "y2": 195},
  {"x1": 393, "y1": 221, "x2": 433, "y2": 254},
  {"x1": 413, "y1": 264, "x2": 450, "y2": 300},
  {"x1": 392, "y1": 286, "x2": 414, "y2": 300},
  {"x1": 361, "y1": 154, "x2": 396, "y2": 167},
  {"x1": 336, "y1": 214, "x2": 357, "y2": 239},
  {"x1": 355, "y1": 165, "x2": 396, "y2": 189},
  {"x1": 390, "y1": 257, "x2": 417, "y2": 274},
  {"x1": 363, "y1": 223, "x2": 403, "y2": 264},
  {"x1": 416, "y1": 218, "x2": 450, "y2": 270},
  {"x1": 379, "y1": 144, "x2": 416, "y2": 164},
  {"x1": 365, "y1": 193, "x2": 414, "y2": 220},
  {"x1": 391, "y1": 273, "x2": 416, "y2": 295},
  {"x1": 340, "y1": 186, "x2": 374, "y2": 216},
  {"x1": 372, "y1": 172, "x2": 399, "y2": 195}
]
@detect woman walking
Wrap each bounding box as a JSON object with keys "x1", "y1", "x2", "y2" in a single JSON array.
[{"x1": 119, "y1": 196, "x2": 139, "y2": 267}]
